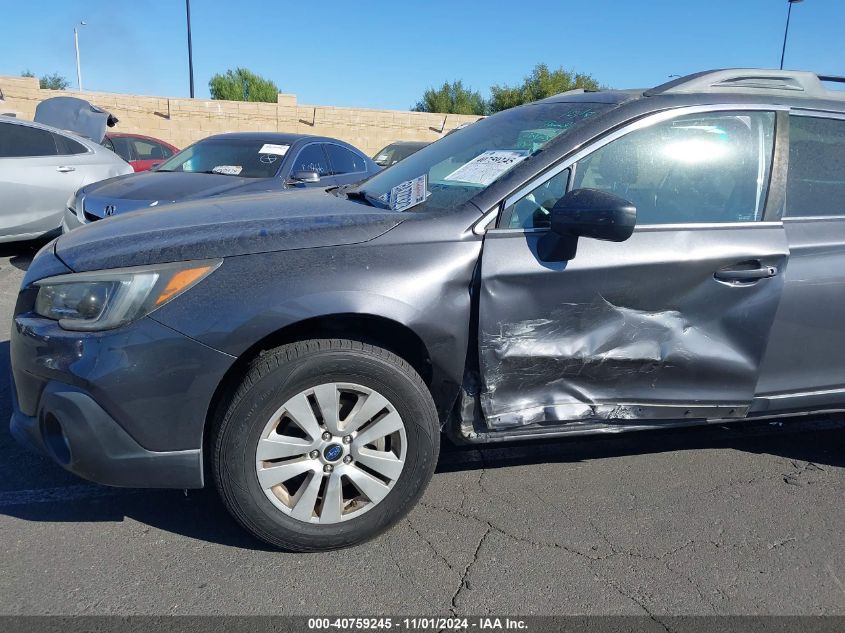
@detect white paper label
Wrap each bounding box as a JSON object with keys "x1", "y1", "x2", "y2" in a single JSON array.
[
  {"x1": 443, "y1": 150, "x2": 529, "y2": 186},
  {"x1": 258, "y1": 143, "x2": 289, "y2": 155},
  {"x1": 389, "y1": 174, "x2": 428, "y2": 212},
  {"x1": 212, "y1": 165, "x2": 243, "y2": 175}
]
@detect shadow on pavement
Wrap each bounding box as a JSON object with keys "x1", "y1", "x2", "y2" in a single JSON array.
[
  {"x1": 436, "y1": 415, "x2": 845, "y2": 474},
  {"x1": 0, "y1": 236, "x2": 53, "y2": 271}
]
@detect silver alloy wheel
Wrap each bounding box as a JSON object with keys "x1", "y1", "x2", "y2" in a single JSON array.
[{"x1": 255, "y1": 382, "x2": 407, "y2": 524}]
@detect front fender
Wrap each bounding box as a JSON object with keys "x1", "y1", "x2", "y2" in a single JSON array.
[{"x1": 149, "y1": 240, "x2": 481, "y2": 406}]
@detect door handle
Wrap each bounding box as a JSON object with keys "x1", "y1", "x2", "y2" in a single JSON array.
[
  {"x1": 714, "y1": 263, "x2": 778, "y2": 283},
  {"x1": 56, "y1": 166, "x2": 76, "y2": 173}
]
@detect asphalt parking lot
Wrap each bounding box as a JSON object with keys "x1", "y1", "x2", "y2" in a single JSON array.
[{"x1": 0, "y1": 240, "x2": 843, "y2": 617}]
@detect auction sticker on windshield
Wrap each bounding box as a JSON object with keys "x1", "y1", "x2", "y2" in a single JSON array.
[
  {"x1": 258, "y1": 143, "x2": 289, "y2": 155},
  {"x1": 212, "y1": 165, "x2": 243, "y2": 175},
  {"x1": 444, "y1": 149, "x2": 529, "y2": 186},
  {"x1": 389, "y1": 174, "x2": 428, "y2": 212}
]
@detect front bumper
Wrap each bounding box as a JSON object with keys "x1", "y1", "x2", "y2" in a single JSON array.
[
  {"x1": 10, "y1": 382, "x2": 203, "y2": 488},
  {"x1": 10, "y1": 309, "x2": 235, "y2": 489},
  {"x1": 62, "y1": 206, "x2": 85, "y2": 233}
]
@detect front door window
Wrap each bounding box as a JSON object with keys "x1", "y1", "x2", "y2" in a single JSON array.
[{"x1": 573, "y1": 111, "x2": 775, "y2": 225}]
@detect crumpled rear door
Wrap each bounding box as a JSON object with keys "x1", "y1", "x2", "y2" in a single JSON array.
[{"x1": 477, "y1": 225, "x2": 788, "y2": 431}]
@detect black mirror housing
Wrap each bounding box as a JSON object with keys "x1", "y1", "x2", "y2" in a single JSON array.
[
  {"x1": 289, "y1": 170, "x2": 321, "y2": 184},
  {"x1": 551, "y1": 188, "x2": 636, "y2": 243}
]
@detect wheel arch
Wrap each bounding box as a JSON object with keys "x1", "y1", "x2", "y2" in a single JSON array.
[{"x1": 202, "y1": 312, "x2": 436, "y2": 469}]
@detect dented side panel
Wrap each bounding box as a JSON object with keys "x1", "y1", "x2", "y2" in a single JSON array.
[{"x1": 478, "y1": 226, "x2": 788, "y2": 430}]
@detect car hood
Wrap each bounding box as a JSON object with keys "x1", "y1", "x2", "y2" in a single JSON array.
[
  {"x1": 82, "y1": 172, "x2": 282, "y2": 217},
  {"x1": 56, "y1": 189, "x2": 404, "y2": 272},
  {"x1": 34, "y1": 96, "x2": 117, "y2": 143}
]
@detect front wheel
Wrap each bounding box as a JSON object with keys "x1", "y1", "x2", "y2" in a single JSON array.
[{"x1": 212, "y1": 339, "x2": 440, "y2": 551}]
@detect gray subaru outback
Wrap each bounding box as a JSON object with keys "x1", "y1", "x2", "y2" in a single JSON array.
[{"x1": 11, "y1": 69, "x2": 845, "y2": 551}]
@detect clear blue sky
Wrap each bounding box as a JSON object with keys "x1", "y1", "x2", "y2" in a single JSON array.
[{"x1": 2, "y1": 0, "x2": 843, "y2": 109}]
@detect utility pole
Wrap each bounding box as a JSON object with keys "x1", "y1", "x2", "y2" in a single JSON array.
[
  {"x1": 186, "y1": 0, "x2": 195, "y2": 97},
  {"x1": 780, "y1": 0, "x2": 803, "y2": 70},
  {"x1": 74, "y1": 21, "x2": 86, "y2": 90}
]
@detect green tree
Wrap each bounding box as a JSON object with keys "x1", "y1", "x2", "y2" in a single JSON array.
[
  {"x1": 208, "y1": 68, "x2": 280, "y2": 103},
  {"x1": 412, "y1": 80, "x2": 487, "y2": 115},
  {"x1": 20, "y1": 70, "x2": 70, "y2": 90},
  {"x1": 489, "y1": 64, "x2": 601, "y2": 112},
  {"x1": 40, "y1": 73, "x2": 70, "y2": 90}
]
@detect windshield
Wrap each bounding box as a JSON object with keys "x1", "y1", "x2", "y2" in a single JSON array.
[
  {"x1": 156, "y1": 138, "x2": 290, "y2": 178},
  {"x1": 353, "y1": 102, "x2": 610, "y2": 211}
]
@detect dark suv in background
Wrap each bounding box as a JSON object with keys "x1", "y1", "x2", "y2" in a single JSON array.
[{"x1": 11, "y1": 69, "x2": 845, "y2": 551}]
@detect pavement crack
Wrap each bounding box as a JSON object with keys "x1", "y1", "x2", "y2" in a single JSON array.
[
  {"x1": 826, "y1": 564, "x2": 845, "y2": 599},
  {"x1": 588, "y1": 519, "x2": 620, "y2": 556},
  {"x1": 649, "y1": 539, "x2": 695, "y2": 561},
  {"x1": 700, "y1": 477, "x2": 758, "y2": 496},
  {"x1": 588, "y1": 520, "x2": 694, "y2": 562},
  {"x1": 405, "y1": 517, "x2": 455, "y2": 571},
  {"x1": 449, "y1": 524, "x2": 491, "y2": 615},
  {"x1": 460, "y1": 450, "x2": 486, "y2": 514},
  {"x1": 662, "y1": 558, "x2": 720, "y2": 613},
  {"x1": 418, "y1": 501, "x2": 487, "y2": 526},
  {"x1": 782, "y1": 460, "x2": 825, "y2": 486},
  {"x1": 597, "y1": 572, "x2": 673, "y2": 632},
  {"x1": 419, "y1": 501, "x2": 614, "y2": 562}
]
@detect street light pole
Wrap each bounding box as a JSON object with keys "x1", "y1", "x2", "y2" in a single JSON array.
[
  {"x1": 780, "y1": 0, "x2": 803, "y2": 70},
  {"x1": 186, "y1": 0, "x2": 195, "y2": 98},
  {"x1": 74, "y1": 21, "x2": 86, "y2": 90}
]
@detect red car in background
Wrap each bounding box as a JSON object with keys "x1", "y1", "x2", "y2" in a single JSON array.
[{"x1": 103, "y1": 133, "x2": 179, "y2": 172}]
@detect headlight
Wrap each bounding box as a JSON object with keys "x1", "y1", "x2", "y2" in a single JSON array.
[
  {"x1": 65, "y1": 192, "x2": 82, "y2": 215},
  {"x1": 66, "y1": 191, "x2": 86, "y2": 221},
  {"x1": 33, "y1": 259, "x2": 221, "y2": 331}
]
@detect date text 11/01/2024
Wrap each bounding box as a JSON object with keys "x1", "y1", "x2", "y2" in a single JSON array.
[{"x1": 307, "y1": 617, "x2": 528, "y2": 630}]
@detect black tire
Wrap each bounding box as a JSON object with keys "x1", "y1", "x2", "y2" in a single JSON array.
[{"x1": 212, "y1": 338, "x2": 440, "y2": 551}]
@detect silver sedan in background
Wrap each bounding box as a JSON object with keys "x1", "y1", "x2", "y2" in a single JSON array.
[{"x1": 0, "y1": 115, "x2": 131, "y2": 243}]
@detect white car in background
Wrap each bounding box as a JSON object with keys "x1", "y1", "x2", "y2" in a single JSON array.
[
  {"x1": 0, "y1": 99, "x2": 131, "y2": 243},
  {"x1": 0, "y1": 87, "x2": 19, "y2": 117}
]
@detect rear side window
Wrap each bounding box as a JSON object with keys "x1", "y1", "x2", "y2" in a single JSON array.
[
  {"x1": 786, "y1": 115, "x2": 845, "y2": 218},
  {"x1": 325, "y1": 144, "x2": 366, "y2": 175},
  {"x1": 572, "y1": 111, "x2": 775, "y2": 225},
  {"x1": 54, "y1": 133, "x2": 88, "y2": 155},
  {"x1": 0, "y1": 122, "x2": 58, "y2": 157}
]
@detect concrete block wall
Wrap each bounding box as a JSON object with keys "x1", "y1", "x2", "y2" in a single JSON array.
[{"x1": 0, "y1": 75, "x2": 482, "y2": 156}]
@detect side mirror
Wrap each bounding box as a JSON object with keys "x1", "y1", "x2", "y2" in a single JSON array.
[
  {"x1": 149, "y1": 162, "x2": 162, "y2": 171},
  {"x1": 288, "y1": 170, "x2": 320, "y2": 184},
  {"x1": 551, "y1": 188, "x2": 636, "y2": 243}
]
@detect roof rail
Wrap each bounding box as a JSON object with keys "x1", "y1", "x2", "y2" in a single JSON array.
[{"x1": 645, "y1": 69, "x2": 845, "y2": 101}]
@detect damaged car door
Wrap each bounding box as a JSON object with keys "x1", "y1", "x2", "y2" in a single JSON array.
[{"x1": 478, "y1": 107, "x2": 788, "y2": 431}]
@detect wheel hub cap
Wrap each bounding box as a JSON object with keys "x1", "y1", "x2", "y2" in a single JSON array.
[
  {"x1": 254, "y1": 382, "x2": 407, "y2": 524},
  {"x1": 323, "y1": 444, "x2": 343, "y2": 463}
]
